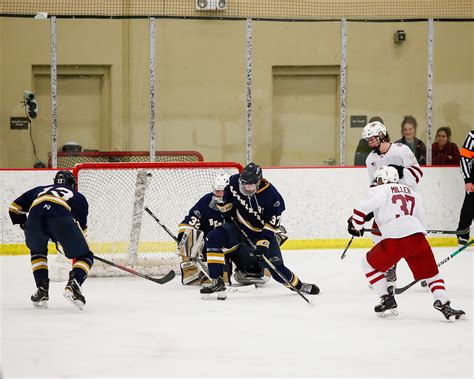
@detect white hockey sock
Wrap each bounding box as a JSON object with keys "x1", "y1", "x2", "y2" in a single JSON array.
[
  {"x1": 362, "y1": 256, "x2": 388, "y2": 297},
  {"x1": 426, "y1": 274, "x2": 449, "y2": 304}
]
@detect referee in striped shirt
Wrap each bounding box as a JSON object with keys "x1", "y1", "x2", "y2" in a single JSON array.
[{"x1": 457, "y1": 130, "x2": 474, "y2": 245}]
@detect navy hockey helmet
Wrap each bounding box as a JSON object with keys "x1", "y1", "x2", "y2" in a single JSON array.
[
  {"x1": 240, "y1": 162, "x2": 262, "y2": 185},
  {"x1": 54, "y1": 170, "x2": 76, "y2": 188}
]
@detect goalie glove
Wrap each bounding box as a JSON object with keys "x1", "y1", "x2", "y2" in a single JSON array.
[{"x1": 176, "y1": 228, "x2": 205, "y2": 260}]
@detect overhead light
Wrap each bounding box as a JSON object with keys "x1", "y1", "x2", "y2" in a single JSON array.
[
  {"x1": 34, "y1": 12, "x2": 48, "y2": 19},
  {"x1": 196, "y1": 0, "x2": 226, "y2": 11}
]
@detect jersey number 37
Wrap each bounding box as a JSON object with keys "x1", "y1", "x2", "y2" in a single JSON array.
[{"x1": 392, "y1": 194, "x2": 415, "y2": 218}]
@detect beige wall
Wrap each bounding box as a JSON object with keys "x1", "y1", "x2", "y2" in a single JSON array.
[{"x1": 0, "y1": 18, "x2": 472, "y2": 168}]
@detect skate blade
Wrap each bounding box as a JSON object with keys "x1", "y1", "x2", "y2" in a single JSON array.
[
  {"x1": 63, "y1": 290, "x2": 85, "y2": 310},
  {"x1": 200, "y1": 291, "x2": 227, "y2": 301},
  {"x1": 32, "y1": 301, "x2": 48, "y2": 309},
  {"x1": 227, "y1": 284, "x2": 257, "y2": 293},
  {"x1": 448, "y1": 314, "x2": 468, "y2": 322},
  {"x1": 376, "y1": 309, "x2": 399, "y2": 318}
]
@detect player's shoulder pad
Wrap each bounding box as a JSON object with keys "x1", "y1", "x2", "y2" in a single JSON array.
[
  {"x1": 199, "y1": 192, "x2": 214, "y2": 204},
  {"x1": 256, "y1": 178, "x2": 271, "y2": 193}
]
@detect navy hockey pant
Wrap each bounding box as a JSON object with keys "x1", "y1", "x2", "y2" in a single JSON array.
[
  {"x1": 25, "y1": 215, "x2": 94, "y2": 286},
  {"x1": 206, "y1": 222, "x2": 303, "y2": 289}
]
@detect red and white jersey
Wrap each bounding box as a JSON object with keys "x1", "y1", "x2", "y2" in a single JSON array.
[
  {"x1": 352, "y1": 183, "x2": 426, "y2": 240},
  {"x1": 366, "y1": 143, "x2": 423, "y2": 189}
]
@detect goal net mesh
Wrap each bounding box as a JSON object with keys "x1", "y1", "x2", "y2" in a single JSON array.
[{"x1": 50, "y1": 162, "x2": 242, "y2": 280}]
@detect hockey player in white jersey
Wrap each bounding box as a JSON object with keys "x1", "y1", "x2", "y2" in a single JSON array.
[
  {"x1": 348, "y1": 166, "x2": 466, "y2": 321},
  {"x1": 363, "y1": 121, "x2": 423, "y2": 188},
  {"x1": 362, "y1": 121, "x2": 424, "y2": 286}
]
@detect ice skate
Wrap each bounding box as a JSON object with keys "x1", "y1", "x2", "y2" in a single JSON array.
[
  {"x1": 299, "y1": 283, "x2": 320, "y2": 295},
  {"x1": 433, "y1": 300, "x2": 467, "y2": 322},
  {"x1": 200, "y1": 276, "x2": 227, "y2": 300},
  {"x1": 374, "y1": 286, "x2": 398, "y2": 317},
  {"x1": 31, "y1": 279, "x2": 49, "y2": 309},
  {"x1": 63, "y1": 272, "x2": 86, "y2": 310},
  {"x1": 233, "y1": 270, "x2": 267, "y2": 286}
]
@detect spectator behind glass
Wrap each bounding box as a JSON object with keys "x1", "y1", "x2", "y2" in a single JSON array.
[
  {"x1": 395, "y1": 116, "x2": 427, "y2": 165},
  {"x1": 354, "y1": 116, "x2": 384, "y2": 166},
  {"x1": 432, "y1": 127, "x2": 460, "y2": 165}
]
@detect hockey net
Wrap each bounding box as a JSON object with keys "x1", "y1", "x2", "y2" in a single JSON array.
[
  {"x1": 47, "y1": 150, "x2": 204, "y2": 168},
  {"x1": 50, "y1": 162, "x2": 242, "y2": 280}
]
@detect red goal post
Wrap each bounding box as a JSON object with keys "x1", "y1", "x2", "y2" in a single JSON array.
[
  {"x1": 48, "y1": 150, "x2": 204, "y2": 168},
  {"x1": 56, "y1": 162, "x2": 243, "y2": 278}
]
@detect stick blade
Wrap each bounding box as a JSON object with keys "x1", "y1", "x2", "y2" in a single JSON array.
[{"x1": 152, "y1": 270, "x2": 176, "y2": 285}]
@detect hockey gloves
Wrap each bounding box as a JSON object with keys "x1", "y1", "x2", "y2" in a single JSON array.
[
  {"x1": 347, "y1": 219, "x2": 364, "y2": 237},
  {"x1": 364, "y1": 212, "x2": 374, "y2": 222},
  {"x1": 388, "y1": 164, "x2": 404, "y2": 179},
  {"x1": 254, "y1": 246, "x2": 267, "y2": 261}
]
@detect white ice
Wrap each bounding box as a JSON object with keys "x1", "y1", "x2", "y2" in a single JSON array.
[{"x1": 1, "y1": 248, "x2": 472, "y2": 379}]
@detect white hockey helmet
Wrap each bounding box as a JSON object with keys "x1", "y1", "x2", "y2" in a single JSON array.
[
  {"x1": 362, "y1": 121, "x2": 387, "y2": 141},
  {"x1": 373, "y1": 166, "x2": 399, "y2": 185},
  {"x1": 213, "y1": 173, "x2": 230, "y2": 192}
]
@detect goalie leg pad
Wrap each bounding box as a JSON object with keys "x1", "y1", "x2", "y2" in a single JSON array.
[
  {"x1": 180, "y1": 261, "x2": 201, "y2": 285},
  {"x1": 177, "y1": 228, "x2": 205, "y2": 260}
]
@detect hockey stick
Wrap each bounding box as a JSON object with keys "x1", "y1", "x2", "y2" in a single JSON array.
[
  {"x1": 93, "y1": 255, "x2": 175, "y2": 284},
  {"x1": 395, "y1": 239, "x2": 473, "y2": 295},
  {"x1": 231, "y1": 219, "x2": 311, "y2": 304},
  {"x1": 364, "y1": 227, "x2": 470, "y2": 235},
  {"x1": 54, "y1": 242, "x2": 175, "y2": 285},
  {"x1": 144, "y1": 206, "x2": 212, "y2": 281},
  {"x1": 340, "y1": 236, "x2": 354, "y2": 260}
]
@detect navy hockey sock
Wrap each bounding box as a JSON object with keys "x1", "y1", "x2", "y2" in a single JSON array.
[
  {"x1": 270, "y1": 264, "x2": 301, "y2": 288},
  {"x1": 31, "y1": 253, "x2": 48, "y2": 287},
  {"x1": 71, "y1": 252, "x2": 94, "y2": 285}
]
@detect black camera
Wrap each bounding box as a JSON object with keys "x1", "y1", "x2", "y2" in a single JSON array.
[
  {"x1": 23, "y1": 90, "x2": 38, "y2": 119},
  {"x1": 394, "y1": 30, "x2": 406, "y2": 44}
]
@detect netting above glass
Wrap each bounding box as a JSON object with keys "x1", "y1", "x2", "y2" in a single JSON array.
[{"x1": 2, "y1": 0, "x2": 472, "y2": 20}]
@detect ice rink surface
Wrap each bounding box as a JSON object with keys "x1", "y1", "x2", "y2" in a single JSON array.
[{"x1": 1, "y1": 248, "x2": 472, "y2": 379}]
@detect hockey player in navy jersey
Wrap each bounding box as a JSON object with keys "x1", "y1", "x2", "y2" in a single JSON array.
[
  {"x1": 9, "y1": 170, "x2": 94, "y2": 310},
  {"x1": 200, "y1": 162, "x2": 319, "y2": 300},
  {"x1": 177, "y1": 173, "x2": 266, "y2": 286}
]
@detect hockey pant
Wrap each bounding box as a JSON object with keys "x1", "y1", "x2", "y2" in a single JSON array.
[
  {"x1": 457, "y1": 191, "x2": 473, "y2": 240},
  {"x1": 362, "y1": 233, "x2": 449, "y2": 304},
  {"x1": 206, "y1": 223, "x2": 303, "y2": 289},
  {"x1": 25, "y1": 215, "x2": 94, "y2": 286}
]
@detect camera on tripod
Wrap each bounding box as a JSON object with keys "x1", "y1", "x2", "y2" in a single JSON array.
[{"x1": 23, "y1": 90, "x2": 38, "y2": 119}]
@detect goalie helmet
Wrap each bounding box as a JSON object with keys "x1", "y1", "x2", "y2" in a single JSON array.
[
  {"x1": 373, "y1": 166, "x2": 399, "y2": 185},
  {"x1": 362, "y1": 121, "x2": 387, "y2": 141},
  {"x1": 213, "y1": 173, "x2": 230, "y2": 192},
  {"x1": 54, "y1": 170, "x2": 76, "y2": 188}
]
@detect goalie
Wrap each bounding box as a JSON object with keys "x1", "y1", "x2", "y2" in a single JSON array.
[{"x1": 177, "y1": 173, "x2": 278, "y2": 286}]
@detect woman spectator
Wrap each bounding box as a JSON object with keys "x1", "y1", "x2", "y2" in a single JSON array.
[
  {"x1": 395, "y1": 116, "x2": 427, "y2": 165},
  {"x1": 432, "y1": 127, "x2": 460, "y2": 165}
]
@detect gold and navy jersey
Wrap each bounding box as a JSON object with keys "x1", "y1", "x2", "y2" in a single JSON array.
[
  {"x1": 9, "y1": 184, "x2": 89, "y2": 232},
  {"x1": 219, "y1": 174, "x2": 285, "y2": 246},
  {"x1": 178, "y1": 192, "x2": 224, "y2": 238}
]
